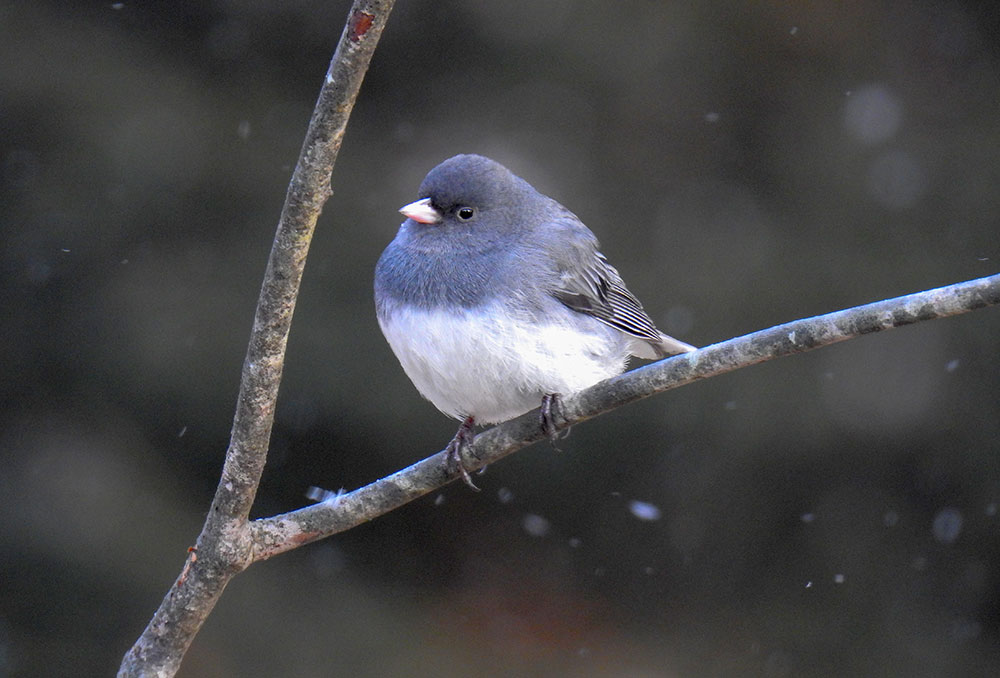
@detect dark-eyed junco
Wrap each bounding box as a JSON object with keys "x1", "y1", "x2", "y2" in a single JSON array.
[{"x1": 375, "y1": 154, "x2": 694, "y2": 487}]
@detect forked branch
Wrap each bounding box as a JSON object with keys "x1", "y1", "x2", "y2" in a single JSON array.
[{"x1": 117, "y1": 0, "x2": 999, "y2": 674}]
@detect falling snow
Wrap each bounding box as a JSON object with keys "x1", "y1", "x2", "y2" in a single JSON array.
[
  {"x1": 932, "y1": 507, "x2": 963, "y2": 544},
  {"x1": 628, "y1": 500, "x2": 662, "y2": 521},
  {"x1": 522, "y1": 513, "x2": 551, "y2": 537}
]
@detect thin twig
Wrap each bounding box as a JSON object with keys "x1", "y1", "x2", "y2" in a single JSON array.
[
  {"x1": 250, "y1": 272, "x2": 1000, "y2": 560},
  {"x1": 117, "y1": 2, "x2": 396, "y2": 676}
]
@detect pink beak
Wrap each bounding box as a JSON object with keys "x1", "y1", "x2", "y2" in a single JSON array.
[{"x1": 399, "y1": 197, "x2": 442, "y2": 225}]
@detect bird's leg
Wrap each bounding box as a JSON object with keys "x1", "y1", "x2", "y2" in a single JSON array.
[
  {"x1": 540, "y1": 393, "x2": 566, "y2": 445},
  {"x1": 445, "y1": 415, "x2": 479, "y2": 491}
]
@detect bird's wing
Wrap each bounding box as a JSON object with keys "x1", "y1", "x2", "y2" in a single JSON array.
[{"x1": 543, "y1": 214, "x2": 664, "y2": 344}]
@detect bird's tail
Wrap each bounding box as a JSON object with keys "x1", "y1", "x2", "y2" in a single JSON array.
[{"x1": 631, "y1": 333, "x2": 697, "y2": 360}]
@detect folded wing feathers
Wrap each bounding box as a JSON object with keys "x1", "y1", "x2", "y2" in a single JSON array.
[
  {"x1": 596, "y1": 256, "x2": 662, "y2": 342},
  {"x1": 545, "y1": 213, "x2": 674, "y2": 349},
  {"x1": 553, "y1": 249, "x2": 662, "y2": 343}
]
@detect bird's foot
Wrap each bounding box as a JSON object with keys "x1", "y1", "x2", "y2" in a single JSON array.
[
  {"x1": 540, "y1": 393, "x2": 569, "y2": 446},
  {"x1": 445, "y1": 415, "x2": 480, "y2": 491}
]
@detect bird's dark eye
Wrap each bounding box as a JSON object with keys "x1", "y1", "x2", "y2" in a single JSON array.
[{"x1": 456, "y1": 207, "x2": 476, "y2": 221}]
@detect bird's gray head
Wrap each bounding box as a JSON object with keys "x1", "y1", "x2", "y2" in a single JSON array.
[
  {"x1": 399, "y1": 154, "x2": 553, "y2": 241},
  {"x1": 377, "y1": 154, "x2": 563, "y2": 308}
]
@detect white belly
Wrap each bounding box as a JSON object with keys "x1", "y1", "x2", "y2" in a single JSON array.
[{"x1": 378, "y1": 302, "x2": 631, "y2": 424}]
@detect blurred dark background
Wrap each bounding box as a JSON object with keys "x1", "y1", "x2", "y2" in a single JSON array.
[{"x1": 2, "y1": 1, "x2": 1000, "y2": 676}]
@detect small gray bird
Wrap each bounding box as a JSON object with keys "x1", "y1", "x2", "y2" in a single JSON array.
[{"x1": 375, "y1": 154, "x2": 694, "y2": 487}]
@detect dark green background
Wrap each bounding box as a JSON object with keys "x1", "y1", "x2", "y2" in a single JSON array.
[{"x1": 2, "y1": 1, "x2": 999, "y2": 676}]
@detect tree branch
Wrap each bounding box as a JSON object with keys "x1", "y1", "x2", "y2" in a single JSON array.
[
  {"x1": 117, "y1": 2, "x2": 396, "y2": 676},
  {"x1": 250, "y1": 272, "x2": 1000, "y2": 561},
  {"x1": 117, "y1": 2, "x2": 999, "y2": 673}
]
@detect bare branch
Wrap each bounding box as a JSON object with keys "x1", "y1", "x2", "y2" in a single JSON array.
[
  {"x1": 117, "y1": 2, "x2": 396, "y2": 676},
  {"x1": 116, "y1": 2, "x2": 998, "y2": 673},
  {"x1": 249, "y1": 272, "x2": 1000, "y2": 560}
]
